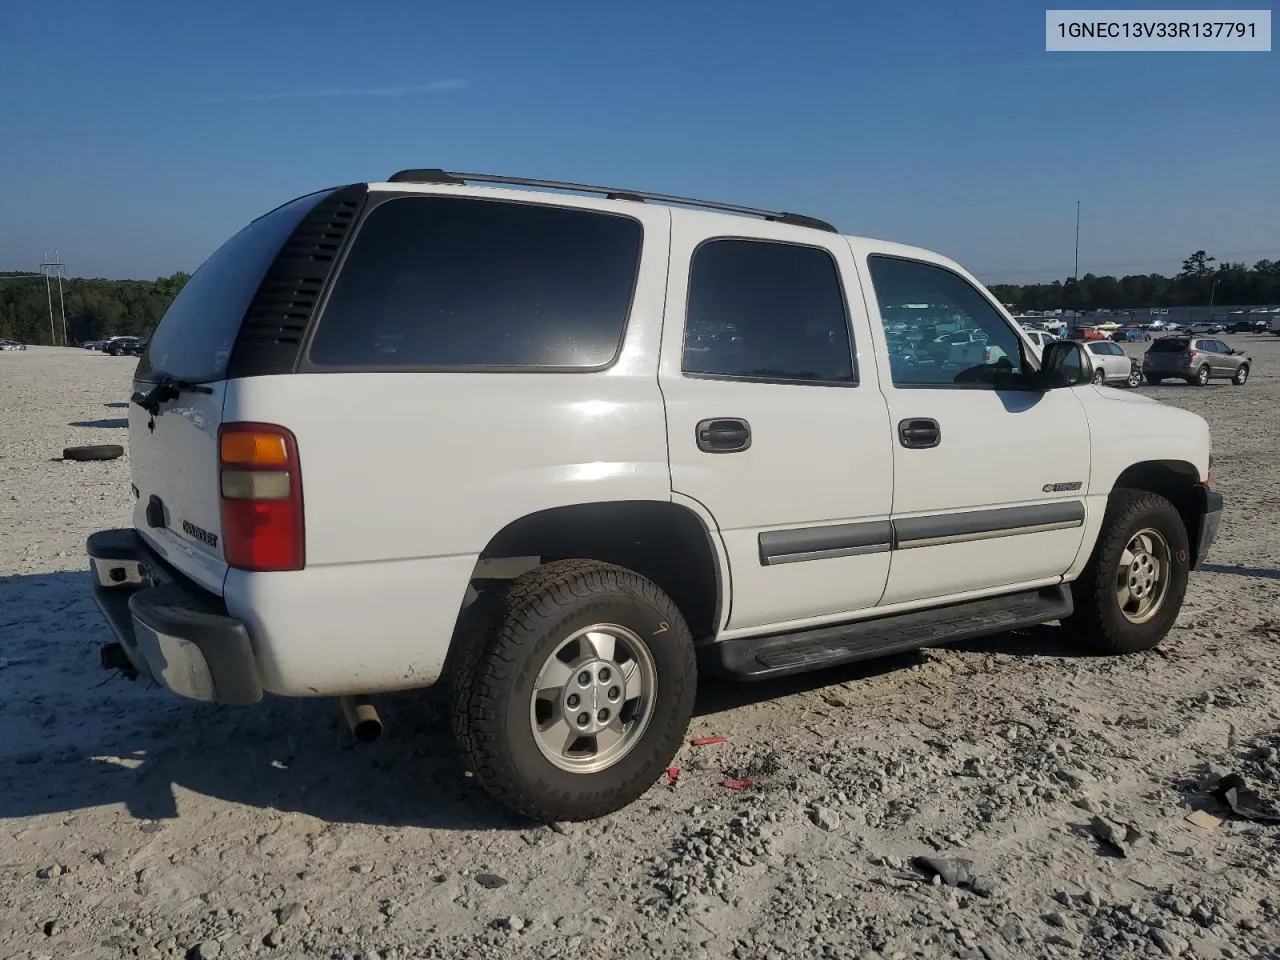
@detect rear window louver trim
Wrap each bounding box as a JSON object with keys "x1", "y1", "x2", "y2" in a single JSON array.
[{"x1": 227, "y1": 184, "x2": 368, "y2": 378}]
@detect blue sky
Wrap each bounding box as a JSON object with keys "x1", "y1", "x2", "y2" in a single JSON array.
[{"x1": 1, "y1": 0, "x2": 1276, "y2": 284}]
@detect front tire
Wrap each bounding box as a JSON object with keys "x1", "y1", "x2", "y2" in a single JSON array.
[
  {"x1": 1091, "y1": 368, "x2": 1106, "y2": 385},
  {"x1": 450, "y1": 559, "x2": 697, "y2": 822},
  {"x1": 1063, "y1": 489, "x2": 1189, "y2": 655},
  {"x1": 1126, "y1": 368, "x2": 1143, "y2": 388}
]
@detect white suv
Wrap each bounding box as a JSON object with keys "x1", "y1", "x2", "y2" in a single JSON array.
[{"x1": 88, "y1": 170, "x2": 1224, "y2": 822}]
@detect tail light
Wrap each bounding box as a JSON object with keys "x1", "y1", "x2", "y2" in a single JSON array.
[{"x1": 218, "y1": 422, "x2": 304, "y2": 571}]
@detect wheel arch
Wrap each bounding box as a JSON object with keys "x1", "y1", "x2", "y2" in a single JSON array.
[
  {"x1": 1110, "y1": 459, "x2": 1208, "y2": 563},
  {"x1": 450, "y1": 500, "x2": 726, "y2": 656}
]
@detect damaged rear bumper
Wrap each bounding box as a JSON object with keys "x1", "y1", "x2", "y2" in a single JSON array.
[{"x1": 86, "y1": 529, "x2": 262, "y2": 704}]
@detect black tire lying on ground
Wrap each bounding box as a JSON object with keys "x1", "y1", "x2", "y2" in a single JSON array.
[{"x1": 63, "y1": 444, "x2": 124, "y2": 462}]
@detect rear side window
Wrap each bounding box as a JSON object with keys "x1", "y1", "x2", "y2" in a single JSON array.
[
  {"x1": 1150, "y1": 338, "x2": 1189, "y2": 353},
  {"x1": 307, "y1": 196, "x2": 643, "y2": 369},
  {"x1": 135, "y1": 190, "x2": 329, "y2": 384},
  {"x1": 682, "y1": 238, "x2": 855, "y2": 384}
]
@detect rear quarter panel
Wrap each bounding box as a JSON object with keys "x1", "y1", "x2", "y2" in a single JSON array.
[{"x1": 218, "y1": 203, "x2": 675, "y2": 695}]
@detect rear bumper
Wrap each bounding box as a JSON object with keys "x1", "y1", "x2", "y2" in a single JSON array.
[
  {"x1": 1192, "y1": 486, "x2": 1223, "y2": 570},
  {"x1": 86, "y1": 529, "x2": 262, "y2": 704}
]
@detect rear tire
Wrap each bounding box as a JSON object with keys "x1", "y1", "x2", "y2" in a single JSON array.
[
  {"x1": 1233, "y1": 364, "x2": 1249, "y2": 386},
  {"x1": 449, "y1": 559, "x2": 696, "y2": 822},
  {"x1": 1062, "y1": 489, "x2": 1189, "y2": 655},
  {"x1": 1144, "y1": 375, "x2": 1164, "y2": 386},
  {"x1": 1194, "y1": 364, "x2": 1210, "y2": 386}
]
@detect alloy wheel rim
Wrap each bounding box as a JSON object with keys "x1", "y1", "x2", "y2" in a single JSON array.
[
  {"x1": 529, "y1": 623, "x2": 657, "y2": 774},
  {"x1": 1115, "y1": 527, "x2": 1172, "y2": 625}
]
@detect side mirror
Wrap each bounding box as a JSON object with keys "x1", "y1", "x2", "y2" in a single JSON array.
[{"x1": 1038, "y1": 340, "x2": 1094, "y2": 389}]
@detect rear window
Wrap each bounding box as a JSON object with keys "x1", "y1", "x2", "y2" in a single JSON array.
[
  {"x1": 307, "y1": 196, "x2": 643, "y2": 369},
  {"x1": 135, "y1": 190, "x2": 330, "y2": 384},
  {"x1": 1149, "y1": 338, "x2": 1189, "y2": 352}
]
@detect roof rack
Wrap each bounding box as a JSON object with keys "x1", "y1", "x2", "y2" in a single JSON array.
[{"x1": 384, "y1": 168, "x2": 838, "y2": 233}]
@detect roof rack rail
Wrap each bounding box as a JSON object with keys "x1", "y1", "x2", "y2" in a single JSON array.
[{"x1": 384, "y1": 168, "x2": 838, "y2": 233}]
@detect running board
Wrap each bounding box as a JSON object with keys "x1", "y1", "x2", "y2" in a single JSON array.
[{"x1": 701, "y1": 585, "x2": 1073, "y2": 681}]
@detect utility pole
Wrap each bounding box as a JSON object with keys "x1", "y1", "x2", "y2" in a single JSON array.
[
  {"x1": 42, "y1": 250, "x2": 55, "y2": 345},
  {"x1": 1073, "y1": 200, "x2": 1080, "y2": 283},
  {"x1": 39, "y1": 250, "x2": 68, "y2": 345}
]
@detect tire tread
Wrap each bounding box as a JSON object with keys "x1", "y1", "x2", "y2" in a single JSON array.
[{"x1": 449, "y1": 559, "x2": 696, "y2": 822}]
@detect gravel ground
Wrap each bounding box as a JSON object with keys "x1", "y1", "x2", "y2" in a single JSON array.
[{"x1": 2, "y1": 342, "x2": 1279, "y2": 960}]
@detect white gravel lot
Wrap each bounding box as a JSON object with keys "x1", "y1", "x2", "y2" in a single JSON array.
[{"x1": 2, "y1": 342, "x2": 1279, "y2": 960}]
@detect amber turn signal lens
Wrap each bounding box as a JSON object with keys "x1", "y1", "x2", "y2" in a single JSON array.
[{"x1": 220, "y1": 432, "x2": 289, "y2": 466}]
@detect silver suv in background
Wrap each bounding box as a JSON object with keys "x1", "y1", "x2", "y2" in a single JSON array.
[{"x1": 1143, "y1": 336, "x2": 1251, "y2": 386}]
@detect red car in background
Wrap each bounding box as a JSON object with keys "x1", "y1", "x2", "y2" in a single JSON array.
[{"x1": 1067, "y1": 325, "x2": 1109, "y2": 342}]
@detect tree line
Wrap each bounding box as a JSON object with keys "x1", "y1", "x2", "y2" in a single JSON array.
[
  {"x1": 0, "y1": 271, "x2": 189, "y2": 345},
  {"x1": 3, "y1": 248, "x2": 1278, "y2": 346},
  {"x1": 989, "y1": 251, "x2": 1280, "y2": 314}
]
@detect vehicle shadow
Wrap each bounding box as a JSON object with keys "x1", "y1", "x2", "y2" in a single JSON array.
[
  {"x1": 1198, "y1": 563, "x2": 1280, "y2": 580},
  {"x1": 0, "y1": 571, "x2": 533, "y2": 832},
  {"x1": 0, "y1": 569, "x2": 1086, "y2": 831},
  {"x1": 104, "y1": 402, "x2": 129, "y2": 408},
  {"x1": 69, "y1": 418, "x2": 128, "y2": 428}
]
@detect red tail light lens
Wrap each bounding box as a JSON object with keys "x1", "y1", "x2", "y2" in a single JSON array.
[{"x1": 218, "y1": 422, "x2": 304, "y2": 571}]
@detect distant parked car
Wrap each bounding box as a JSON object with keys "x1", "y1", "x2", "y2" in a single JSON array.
[
  {"x1": 104, "y1": 336, "x2": 148, "y2": 356},
  {"x1": 1080, "y1": 340, "x2": 1138, "y2": 385},
  {"x1": 1187, "y1": 321, "x2": 1226, "y2": 335},
  {"x1": 1111, "y1": 326, "x2": 1151, "y2": 342},
  {"x1": 1023, "y1": 329, "x2": 1058, "y2": 351},
  {"x1": 1143, "y1": 336, "x2": 1250, "y2": 386},
  {"x1": 83, "y1": 340, "x2": 107, "y2": 351},
  {"x1": 1067, "y1": 325, "x2": 1109, "y2": 342},
  {"x1": 1225, "y1": 318, "x2": 1259, "y2": 334},
  {"x1": 0, "y1": 338, "x2": 27, "y2": 351}
]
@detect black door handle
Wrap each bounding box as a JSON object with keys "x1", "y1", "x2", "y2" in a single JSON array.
[
  {"x1": 696, "y1": 418, "x2": 752, "y2": 453},
  {"x1": 898, "y1": 418, "x2": 941, "y2": 449}
]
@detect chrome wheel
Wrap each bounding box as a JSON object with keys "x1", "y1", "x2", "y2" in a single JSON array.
[
  {"x1": 1126, "y1": 368, "x2": 1142, "y2": 388},
  {"x1": 1116, "y1": 528, "x2": 1172, "y2": 625},
  {"x1": 529, "y1": 623, "x2": 657, "y2": 774}
]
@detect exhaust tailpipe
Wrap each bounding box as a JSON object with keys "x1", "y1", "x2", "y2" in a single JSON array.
[{"x1": 340, "y1": 696, "x2": 383, "y2": 743}]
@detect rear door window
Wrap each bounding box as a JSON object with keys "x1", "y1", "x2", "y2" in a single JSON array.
[
  {"x1": 682, "y1": 238, "x2": 855, "y2": 384},
  {"x1": 136, "y1": 190, "x2": 330, "y2": 384},
  {"x1": 307, "y1": 196, "x2": 643, "y2": 369}
]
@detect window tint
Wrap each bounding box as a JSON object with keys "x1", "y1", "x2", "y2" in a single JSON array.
[
  {"x1": 136, "y1": 190, "x2": 329, "y2": 384},
  {"x1": 308, "y1": 197, "x2": 643, "y2": 368},
  {"x1": 866, "y1": 255, "x2": 1023, "y2": 388},
  {"x1": 1150, "y1": 337, "x2": 1189, "y2": 353},
  {"x1": 682, "y1": 239, "x2": 854, "y2": 383}
]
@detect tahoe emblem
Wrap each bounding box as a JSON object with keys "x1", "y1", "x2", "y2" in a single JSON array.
[
  {"x1": 182, "y1": 520, "x2": 219, "y2": 548},
  {"x1": 1042, "y1": 481, "x2": 1084, "y2": 493}
]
